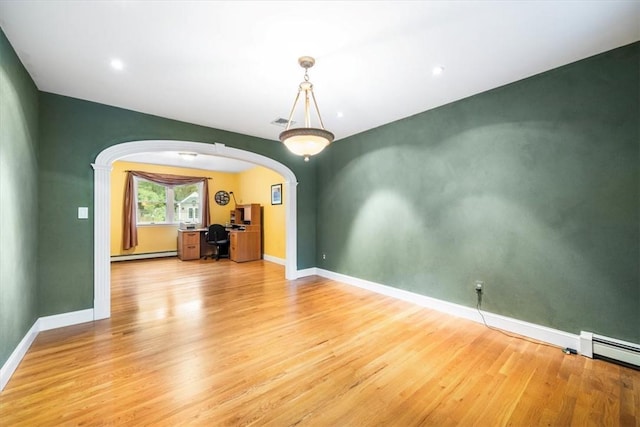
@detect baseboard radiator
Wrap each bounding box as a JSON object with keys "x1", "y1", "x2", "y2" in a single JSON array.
[
  {"x1": 580, "y1": 331, "x2": 640, "y2": 369},
  {"x1": 111, "y1": 251, "x2": 177, "y2": 262}
]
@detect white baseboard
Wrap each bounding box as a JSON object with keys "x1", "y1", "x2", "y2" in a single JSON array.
[
  {"x1": 0, "y1": 321, "x2": 39, "y2": 391},
  {"x1": 39, "y1": 309, "x2": 95, "y2": 332},
  {"x1": 111, "y1": 251, "x2": 177, "y2": 262},
  {"x1": 295, "y1": 267, "x2": 318, "y2": 278},
  {"x1": 263, "y1": 254, "x2": 286, "y2": 266},
  {"x1": 316, "y1": 268, "x2": 580, "y2": 352},
  {"x1": 1, "y1": 309, "x2": 95, "y2": 391}
]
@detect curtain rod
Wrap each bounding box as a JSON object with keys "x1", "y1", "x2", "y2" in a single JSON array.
[{"x1": 124, "y1": 170, "x2": 212, "y2": 179}]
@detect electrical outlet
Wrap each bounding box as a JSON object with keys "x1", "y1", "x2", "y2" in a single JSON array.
[
  {"x1": 475, "y1": 280, "x2": 484, "y2": 292},
  {"x1": 322, "y1": 253, "x2": 326, "y2": 260}
]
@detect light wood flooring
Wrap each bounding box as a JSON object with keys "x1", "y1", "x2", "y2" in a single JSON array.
[{"x1": 1, "y1": 258, "x2": 638, "y2": 426}]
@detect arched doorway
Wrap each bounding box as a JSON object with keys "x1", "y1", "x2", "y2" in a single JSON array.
[{"x1": 92, "y1": 140, "x2": 298, "y2": 320}]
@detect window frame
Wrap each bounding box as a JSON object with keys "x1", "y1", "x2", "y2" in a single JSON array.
[{"x1": 134, "y1": 177, "x2": 203, "y2": 226}]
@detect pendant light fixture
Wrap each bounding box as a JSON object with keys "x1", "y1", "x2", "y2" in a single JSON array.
[{"x1": 279, "y1": 56, "x2": 334, "y2": 162}]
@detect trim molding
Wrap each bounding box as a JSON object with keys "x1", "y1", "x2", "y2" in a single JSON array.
[
  {"x1": 295, "y1": 267, "x2": 318, "y2": 279},
  {"x1": 0, "y1": 309, "x2": 95, "y2": 391},
  {"x1": 316, "y1": 268, "x2": 580, "y2": 352},
  {"x1": 0, "y1": 321, "x2": 39, "y2": 391},
  {"x1": 39, "y1": 309, "x2": 95, "y2": 332},
  {"x1": 262, "y1": 254, "x2": 286, "y2": 266}
]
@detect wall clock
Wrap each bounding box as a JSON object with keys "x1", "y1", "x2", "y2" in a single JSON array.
[{"x1": 214, "y1": 190, "x2": 230, "y2": 206}]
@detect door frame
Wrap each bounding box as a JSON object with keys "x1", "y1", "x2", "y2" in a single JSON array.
[{"x1": 92, "y1": 140, "x2": 298, "y2": 320}]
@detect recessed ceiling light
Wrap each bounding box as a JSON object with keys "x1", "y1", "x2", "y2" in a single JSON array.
[
  {"x1": 110, "y1": 59, "x2": 124, "y2": 71},
  {"x1": 432, "y1": 65, "x2": 444, "y2": 76},
  {"x1": 337, "y1": 111, "x2": 344, "y2": 118}
]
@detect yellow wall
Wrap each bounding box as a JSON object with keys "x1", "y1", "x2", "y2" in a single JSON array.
[
  {"x1": 111, "y1": 161, "x2": 286, "y2": 260},
  {"x1": 110, "y1": 161, "x2": 239, "y2": 256},
  {"x1": 237, "y1": 167, "x2": 286, "y2": 260}
]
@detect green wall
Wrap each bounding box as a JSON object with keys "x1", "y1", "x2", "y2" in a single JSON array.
[
  {"x1": 37, "y1": 94, "x2": 317, "y2": 316},
  {"x1": 316, "y1": 43, "x2": 639, "y2": 343},
  {"x1": 0, "y1": 29, "x2": 40, "y2": 366}
]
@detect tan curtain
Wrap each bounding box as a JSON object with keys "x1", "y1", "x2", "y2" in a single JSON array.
[
  {"x1": 201, "y1": 179, "x2": 210, "y2": 228},
  {"x1": 123, "y1": 172, "x2": 138, "y2": 250},
  {"x1": 123, "y1": 171, "x2": 211, "y2": 250}
]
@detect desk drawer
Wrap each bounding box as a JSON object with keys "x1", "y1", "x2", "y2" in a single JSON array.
[
  {"x1": 181, "y1": 244, "x2": 199, "y2": 260},
  {"x1": 182, "y1": 232, "x2": 200, "y2": 245},
  {"x1": 178, "y1": 231, "x2": 201, "y2": 261}
]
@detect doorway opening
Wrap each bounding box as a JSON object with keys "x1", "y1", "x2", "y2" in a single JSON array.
[{"x1": 93, "y1": 140, "x2": 298, "y2": 320}]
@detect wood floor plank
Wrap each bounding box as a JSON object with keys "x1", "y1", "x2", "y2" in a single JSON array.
[{"x1": 1, "y1": 258, "x2": 638, "y2": 426}]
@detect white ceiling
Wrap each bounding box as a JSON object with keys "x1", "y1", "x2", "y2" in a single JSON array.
[
  {"x1": 121, "y1": 151, "x2": 256, "y2": 173},
  {"x1": 1, "y1": 1, "x2": 638, "y2": 169}
]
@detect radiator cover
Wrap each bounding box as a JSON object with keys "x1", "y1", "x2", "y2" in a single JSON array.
[{"x1": 580, "y1": 331, "x2": 640, "y2": 369}]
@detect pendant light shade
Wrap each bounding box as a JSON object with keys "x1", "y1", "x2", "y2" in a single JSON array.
[
  {"x1": 279, "y1": 56, "x2": 334, "y2": 162},
  {"x1": 280, "y1": 127, "x2": 334, "y2": 157}
]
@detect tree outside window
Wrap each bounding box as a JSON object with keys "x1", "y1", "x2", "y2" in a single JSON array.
[{"x1": 136, "y1": 178, "x2": 202, "y2": 225}]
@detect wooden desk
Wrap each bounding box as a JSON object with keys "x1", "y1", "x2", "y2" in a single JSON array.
[{"x1": 178, "y1": 203, "x2": 263, "y2": 263}]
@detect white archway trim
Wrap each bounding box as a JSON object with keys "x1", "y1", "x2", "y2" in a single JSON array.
[{"x1": 92, "y1": 140, "x2": 299, "y2": 320}]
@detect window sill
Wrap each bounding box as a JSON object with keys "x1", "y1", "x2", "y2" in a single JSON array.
[{"x1": 136, "y1": 223, "x2": 180, "y2": 228}]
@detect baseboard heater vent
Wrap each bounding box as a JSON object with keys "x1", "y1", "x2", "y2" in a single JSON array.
[
  {"x1": 111, "y1": 251, "x2": 177, "y2": 262},
  {"x1": 580, "y1": 331, "x2": 640, "y2": 369}
]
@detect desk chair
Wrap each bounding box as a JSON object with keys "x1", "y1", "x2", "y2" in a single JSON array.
[{"x1": 204, "y1": 224, "x2": 229, "y2": 261}]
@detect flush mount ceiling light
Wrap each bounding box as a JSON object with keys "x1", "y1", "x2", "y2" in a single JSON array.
[{"x1": 279, "y1": 56, "x2": 334, "y2": 162}]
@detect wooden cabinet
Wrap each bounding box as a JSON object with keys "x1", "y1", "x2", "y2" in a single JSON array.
[
  {"x1": 177, "y1": 230, "x2": 200, "y2": 260},
  {"x1": 229, "y1": 231, "x2": 261, "y2": 262},
  {"x1": 230, "y1": 203, "x2": 261, "y2": 226},
  {"x1": 228, "y1": 203, "x2": 262, "y2": 262}
]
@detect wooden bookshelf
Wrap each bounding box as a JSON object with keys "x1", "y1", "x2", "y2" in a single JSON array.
[{"x1": 229, "y1": 203, "x2": 262, "y2": 262}]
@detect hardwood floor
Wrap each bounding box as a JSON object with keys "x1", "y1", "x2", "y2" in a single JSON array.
[{"x1": 1, "y1": 258, "x2": 638, "y2": 426}]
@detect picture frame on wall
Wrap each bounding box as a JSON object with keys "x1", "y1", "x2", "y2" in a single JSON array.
[{"x1": 271, "y1": 183, "x2": 282, "y2": 205}]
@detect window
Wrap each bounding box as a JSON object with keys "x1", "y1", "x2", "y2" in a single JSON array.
[{"x1": 135, "y1": 178, "x2": 202, "y2": 225}]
